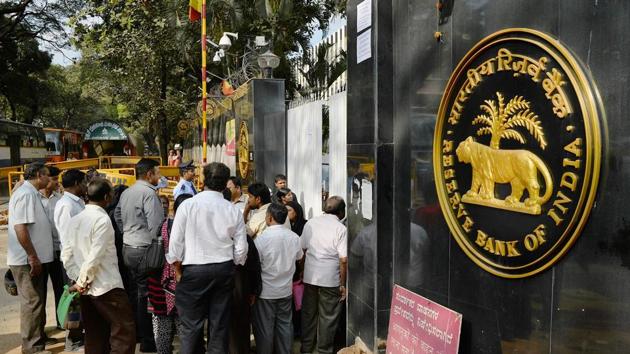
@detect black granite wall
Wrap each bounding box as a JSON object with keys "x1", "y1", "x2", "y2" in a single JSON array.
[
  {"x1": 249, "y1": 79, "x2": 286, "y2": 186},
  {"x1": 347, "y1": 1, "x2": 630, "y2": 352}
]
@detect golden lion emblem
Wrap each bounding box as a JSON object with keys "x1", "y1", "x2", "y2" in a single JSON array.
[
  {"x1": 456, "y1": 137, "x2": 552, "y2": 214},
  {"x1": 455, "y1": 93, "x2": 553, "y2": 215}
]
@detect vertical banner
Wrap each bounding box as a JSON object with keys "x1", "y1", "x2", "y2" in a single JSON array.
[{"x1": 226, "y1": 119, "x2": 236, "y2": 156}]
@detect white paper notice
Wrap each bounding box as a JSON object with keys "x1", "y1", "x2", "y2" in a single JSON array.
[
  {"x1": 357, "y1": 0, "x2": 372, "y2": 33},
  {"x1": 357, "y1": 29, "x2": 371, "y2": 64},
  {"x1": 361, "y1": 179, "x2": 373, "y2": 220}
]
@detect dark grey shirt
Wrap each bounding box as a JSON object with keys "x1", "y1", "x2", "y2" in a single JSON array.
[{"x1": 115, "y1": 180, "x2": 164, "y2": 247}]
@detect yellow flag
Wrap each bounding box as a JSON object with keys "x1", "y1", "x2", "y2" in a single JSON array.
[{"x1": 189, "y1": 0, "x2": 202, "y2": 22}]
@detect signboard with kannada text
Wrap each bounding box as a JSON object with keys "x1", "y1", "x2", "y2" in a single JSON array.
[{"x1": 387, "y1": 285, "x2": 462, "y2": 354}]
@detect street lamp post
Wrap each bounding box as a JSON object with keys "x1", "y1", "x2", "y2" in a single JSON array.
[{"x1": 257, "y1": 50, "x2": 281, "y2": 78}]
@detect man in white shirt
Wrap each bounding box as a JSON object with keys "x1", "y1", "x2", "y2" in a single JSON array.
[
  {"x1": 300, "y1": 196, "x2": 348, "y2": 354},
  {"x1": 7, "y1": 162, "x2": 54, "y2": 354},
  {"x1": 38, "y1": 166, "x2": 64, "y2": 329},
  {"x1": 252, "y1": 203, "x2": 303, "y2": 354},
  {"x1": 244, "y1": 182, "x2": 290, "y2": 238},
  {"x1": 54, "y1": 169, "x2": 87, "y2": 249},
  {"x1": 173, "y1": 160, "x2": 197, "y2": 199},
  {"x1": 53, "y1": 169, "x2": 87, "y2": 351},
  {"x1": 61, "y1": 178, "x2": 135, "y2": 354},
  {"x1": 168, "y1": 162, "x2": 248, "y2": 354}
]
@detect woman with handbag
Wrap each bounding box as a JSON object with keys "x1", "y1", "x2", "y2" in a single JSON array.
[
  {"x1": 147, "y1": 194, "x2": 193, "y2": 354},
  {"x1": 286, "y1": 200, "x2": 307, "y2": 338}
]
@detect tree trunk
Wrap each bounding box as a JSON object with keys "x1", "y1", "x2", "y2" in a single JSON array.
[
  {"x1": 24, "y1": 103, "x2": 36, "y2": 124},
  {"x1": 490, "y1": 135, "x2": 501, "y2": 149},
  {"x1": 25, "y1": 89, "x2": 39, "y2": 124},
  {"x1": 142, "y1": 132, "x2": 158, "y2": 154},
  {"x1": 8, "y1": 98, "x2": 16, "y2": 121}
]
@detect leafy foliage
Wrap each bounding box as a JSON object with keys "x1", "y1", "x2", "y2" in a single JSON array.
[
  {"x1": 0, "y1": 0, "x2": 81, "y2": 123},
  {"x1": 2, "y1": 0, "x2": 344, "y2": 159},
  {"x1": 204, "y1": 0, "x2": 339, "y2": 98},
  {"x1": 473, "y1": 92, "x2": 546, "y2": 150},
  {"x1": 71, "y1": 0, "x2": 199, "y2": 158},
  {"x1": 297, "y1": 42, "x2": 346, "y2": 98},
  {"x1": 36, "y1": 65, "x2": 108, "y2": 131}
]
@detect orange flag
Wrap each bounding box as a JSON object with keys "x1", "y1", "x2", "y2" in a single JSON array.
[
  {"x1": 222, "y1": 80, "x2": 235, "y2": 96},
  {"x1": 189, "y1": 0, "x2": 202, "y2": 22}
]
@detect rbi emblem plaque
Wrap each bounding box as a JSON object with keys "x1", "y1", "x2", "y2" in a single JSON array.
[
  {"x1": 238, "y1": 121, "x2": 250, "y2": 179},
  {"x1": 434, "y1": 29, "x2": 603, "y2": 278}
]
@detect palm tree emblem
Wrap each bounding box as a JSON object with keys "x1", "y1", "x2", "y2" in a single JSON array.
[{"x1": 472, "y1": 92, "x2": 547, "y2": 150}]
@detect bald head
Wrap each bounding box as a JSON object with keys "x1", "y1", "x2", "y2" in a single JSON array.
[
  {"x1": 323, "y1": 196, "x2": 346, "y2": 220},
  {"x1": 87, "y1": 178, "x2": 113, "y2": 203}
]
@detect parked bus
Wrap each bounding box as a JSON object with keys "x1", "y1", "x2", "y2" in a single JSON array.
[
  {"x1": 44, "y1": 128, "x2": 83, "y2": 162},
  {"x1": 0, "y1": 119, "x2": 47, "y2": 167}
]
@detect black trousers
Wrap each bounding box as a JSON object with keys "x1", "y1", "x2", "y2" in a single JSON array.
[
  {"x1": 176, "y1": 261, "x2": 235, "y2": 354},
  {"x1": 122, "y1": 245, "x2": 156, "y2": 348},
  {"x1": 229, "y1": 267, "x2": 251, "y2": 354},
  {"x1": 46, "y1": 251, "x2": 65, "y2": 327}
]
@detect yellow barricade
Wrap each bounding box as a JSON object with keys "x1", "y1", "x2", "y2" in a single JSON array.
[
  {"x1": 99, "y1": 156, "x2": 162, "y2": 169},
  {"x1": 0, "y1": 166, "x2": 22, "y2": 179},
  {"x1": 7, "y1": 171, "x2": 24, "y2": 196},
  {"x1": 98, "y1": 168, "x2": 136, "y2": 176},
  {"x1": 44, "y1": 158, "x2": 100, "y2": 171},
  {"x1": 100, "y1": 171, "x2": 136, "y2": 187},
  {"x1": 8, "y1": 160, "x2": 174, "y2": 196},
  {"x1": 159, "y1": 166, "x2": 180, "y2": 178}
]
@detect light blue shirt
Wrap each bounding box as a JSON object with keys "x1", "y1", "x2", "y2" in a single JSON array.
[{"x1": 173, "y1": 179, "x2": 197, "y2": 199}]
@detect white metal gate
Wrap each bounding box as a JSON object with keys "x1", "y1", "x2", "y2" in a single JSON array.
[{"x1": 287, "y1": 91, "x2": 347, "y2": 219}]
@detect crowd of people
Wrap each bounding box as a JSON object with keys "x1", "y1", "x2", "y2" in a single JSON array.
[{"x1": 7, "y1": 159, "x2": 348, "y2": 354}]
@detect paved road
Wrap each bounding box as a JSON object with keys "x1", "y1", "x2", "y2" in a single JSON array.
[{"x1": 0, "y1": 227, "x2": 64, "y2": 354}]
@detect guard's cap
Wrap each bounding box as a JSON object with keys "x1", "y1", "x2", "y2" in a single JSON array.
[{"x1": 179, "y1": 160, "x2": 196, "y2": 170}]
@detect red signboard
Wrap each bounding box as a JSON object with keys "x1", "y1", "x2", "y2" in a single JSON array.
[{"x1": 387, "y1": 285, "x2": 462, "y2": 354}]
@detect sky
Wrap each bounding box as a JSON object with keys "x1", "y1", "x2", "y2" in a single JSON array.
[{"x1": 50, "y1": 46, "x2": 80, "y2": 66}]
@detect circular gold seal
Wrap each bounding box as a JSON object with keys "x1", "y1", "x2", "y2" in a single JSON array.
[
  {"x1": 433, "y1": 28, "x2": 603, "y2": 278},
  {"x1": 238, "y1": 121, "x2": 250, "y2": 179}
]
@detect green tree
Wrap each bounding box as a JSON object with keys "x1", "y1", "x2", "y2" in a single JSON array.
[
  {"x1": 0, "y1": 0, "x2": 83, "y2": 123},
  {"x1": 0, "y1": 0, "x2": 78, "y2": 45},
  {"x1": 0, "y1": 25, "x2": 52, "y2": 123},
  {"x1": 72, "y1": 0, "x2": 199, "y2": 160},
  {"x1": 200, "y1": 0, "x2": 340, "y2": 98},
  {"x1": 36, "y1": 65, "x2": 107, "y2": 130},
  {"x1": 297, "y1": 42, "x2": 346, "y2": 98}
]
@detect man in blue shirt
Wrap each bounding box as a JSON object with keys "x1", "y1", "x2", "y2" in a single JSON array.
[{"x1": 173, "y1": 160, "x2": 197, "y2": 199}]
